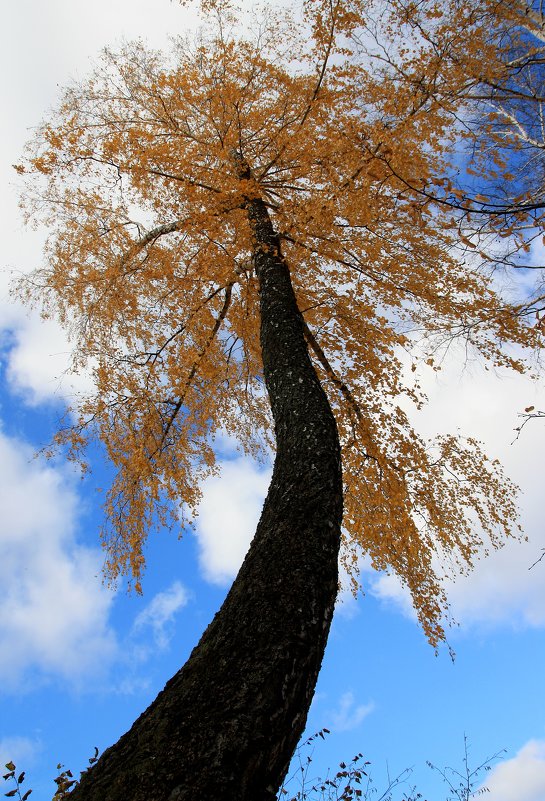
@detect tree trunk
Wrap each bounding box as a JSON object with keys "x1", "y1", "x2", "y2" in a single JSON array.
[{"x1": 69, "y1": 188, "x2": 343, "y2": 801}]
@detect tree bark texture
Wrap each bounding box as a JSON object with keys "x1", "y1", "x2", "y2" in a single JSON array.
[{"x1": 69, "y1": 191, "x2": 343, "y2": 801}]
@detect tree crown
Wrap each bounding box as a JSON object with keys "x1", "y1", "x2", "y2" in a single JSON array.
[{"x1": 17, "y1": 0, "x2": 542, "y2": 645}]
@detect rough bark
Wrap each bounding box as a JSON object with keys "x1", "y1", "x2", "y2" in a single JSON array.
[{"x1": 69, "y1": 185, "x2": 343, "y2": 801}]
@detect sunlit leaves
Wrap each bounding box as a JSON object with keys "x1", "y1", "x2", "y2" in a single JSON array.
[{"x1": 16, "y1": 4, "x2": 542, "y2": 644}]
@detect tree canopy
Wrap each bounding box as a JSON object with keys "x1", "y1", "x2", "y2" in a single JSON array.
[{"x1": 16, "y1": 0, "x2": 543, "y2": 646}]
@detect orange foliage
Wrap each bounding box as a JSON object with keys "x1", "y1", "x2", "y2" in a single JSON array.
[
  {"x1": 16, "y1": 1, "x2": 543, "y2": 645},
  {"x1": 355, "y1": 0, "x2": 545, "y2": 267}
]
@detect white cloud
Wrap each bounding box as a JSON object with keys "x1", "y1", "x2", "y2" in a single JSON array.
[
  {"x1": 0, "y1": 430, "x2": 117, "y2": 689},
  {"x1": 0, "y1": 736, "x2": 41, "y2": 772},
  {"x1": 195, "y1": 456, "x2": 271, "y2": 585},
  {"x1": 0, "y1": 234, "x2": 94, "y2": 406},
  {"x1": 3, "y1": 313, "x2": 93, "y2": 405},
  {"x1": 0, "y1": 0, "x2": 201, "y2": 409},
  {"x1": 133, "y1": 581, "x2": 190, "y2": 649},
  {"x1": 483, "y1": 740, "x2": 545, "y2": 801},
  {"x1": 0, "y1": 0, "x2": 201, "y2": 150},
  {"x1": 329, "y1": 691, "x2": 374, "y2": 733},
  {"x1": 369, "y1": 573, "x2": 417, "y2": 622},
  {"x1": 425, "y1": 359, "x2": 545, "y2": 632},
  {"x1": 367, "y1": 346, "x2": 545, "y2": 634},
  {"x1": 0, "y1": 218, "x2": 93, "y2": 407}
]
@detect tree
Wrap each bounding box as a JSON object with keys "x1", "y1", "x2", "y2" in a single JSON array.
[{"x1": 15, "y1": 2, "x2": 541, "y2": 799}]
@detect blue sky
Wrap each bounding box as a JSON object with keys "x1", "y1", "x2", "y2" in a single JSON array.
[{"x1": 2, "y1": 2, "x2": 545, "y2": 800}]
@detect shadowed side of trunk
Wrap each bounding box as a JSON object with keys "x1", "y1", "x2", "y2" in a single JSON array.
[{"x1": 69, "y1": 190, "x2": 343, "y2": 801}]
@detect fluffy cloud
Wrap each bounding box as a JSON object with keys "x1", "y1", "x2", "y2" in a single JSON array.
[
  {"x1": 483, "y1": 740, "x2": 545, "y2": 801},
  {"x1": 1, "y1": 0, "x2": 200, "y2": 409},
  {"x1": 195, "y1": 456, "x2": 271, "y2": 585},
  {"x1": 0, "y1": 736, "x2": 41, "y2": 772},
  {"x1": 0, "y1": 430, "x2": 117, "y2": 689},
  {"x1": 2, "y1": 314, "x2": 93, "y2": 405},
  {"x1": 368, "y1": 573, "x2": 416, "y2": 621},
  {"x1": 329, "y1": 691, "x2": 374, "y2": 733},
  {"x1": 133, "y1": 581, "x2": 190, "y2": 649},
  {"x1": 367, "y1": 347, "x2": 545, "y2": 634},
  {"x1": 0, "y1": 237, "x2": 93, "y2": 406},
  {"x1": 0, "y1": 231, "x2": 95, "y2": 405}
]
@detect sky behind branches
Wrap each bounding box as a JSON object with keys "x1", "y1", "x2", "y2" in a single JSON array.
[{"x1": 2, "y1": 2, "x2": 545, "y2": 799}]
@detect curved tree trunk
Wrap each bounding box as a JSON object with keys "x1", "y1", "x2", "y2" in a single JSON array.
[{"x1": 69, "y1": 189, "x2": 343, "y2": 801}]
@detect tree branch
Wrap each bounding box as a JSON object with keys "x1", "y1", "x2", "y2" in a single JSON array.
[{"x1": 155, "y1": 282, "x2": 234, "y2": 455}]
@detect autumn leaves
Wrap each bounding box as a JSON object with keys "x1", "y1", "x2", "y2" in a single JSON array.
[{"x1": 16, "y1": 0, "x2": 543, "y2": 643}]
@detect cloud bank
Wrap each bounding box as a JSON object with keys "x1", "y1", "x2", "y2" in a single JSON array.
[
  {"x1": 483, "y1": 740, "x2": 545, "y2": 801},
  {"x1": 0, "y1": 430, "x2": 117, "y2": 689},
  {"x1": 366, "y1": 348, "x2": 545, "y2": 634}
]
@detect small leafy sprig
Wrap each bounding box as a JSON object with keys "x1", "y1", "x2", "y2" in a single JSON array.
[
  {"x1": 426, "y1": 735, "x2": 505, "y2": 801},
  {"x1": 3, "y1": 749, "x2": 99, "y2": 801},
  {"x1": 277, "y1": 730, "x2": 416, "y2": 801},
  {"x1": 3, "y1": 762, "x2": 31, "y2": 801}
]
